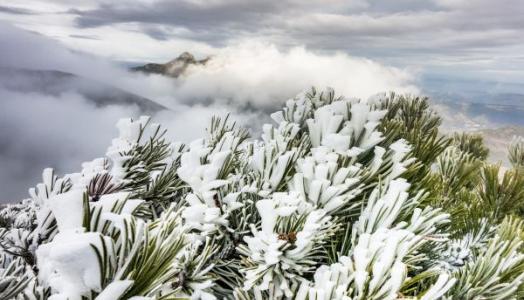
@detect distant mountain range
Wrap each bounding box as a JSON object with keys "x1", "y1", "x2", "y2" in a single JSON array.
[
  {"x1": 131, "y1": 52, "x2": 210, "y2": 78},
  {"x1": 0, "y1": 67, "x2": 165, "y2": 112}
]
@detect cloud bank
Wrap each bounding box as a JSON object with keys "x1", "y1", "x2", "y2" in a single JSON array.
[{"x1": 173, "y1": 42, "x2": 418, "y2": 108}]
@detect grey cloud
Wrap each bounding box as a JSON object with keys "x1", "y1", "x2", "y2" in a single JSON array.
[
  {"x1": 69, "y1": 1, "x2": 372, "y2": 43},
  {"x1": 67, "y1": 0, "x2": 524, "y2": 71},
  {"x1": 0, "y1": 5, "x2": 37, "y2": 15},
  {"x1": 71, "y1": 1, "x2": 276, "y2": 30},
  {"x1": 69, "y1": 34, "x2": 101, "y2": 40},
  {"x1": 0, "y1": 89, "x2": 140, "y2": 203},
  {"x1": 0, "y1": 22, "x2": 123, "y2": 79},
  {"x1": 363, "y1": 0, "x2": 440, "y2": 13},
  {"x1": 141, "y1": 26, "x2": 171, "y2": 41}
]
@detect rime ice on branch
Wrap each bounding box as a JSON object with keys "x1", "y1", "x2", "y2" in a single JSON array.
[{"x1": 1, "y1": 88, "x2": 524, "y2": 300}]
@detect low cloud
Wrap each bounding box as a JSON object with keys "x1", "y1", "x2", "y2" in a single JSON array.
[
  {"x1": 0, "y1": 79, "x2": 262, "y2": 203},
  {"x1": 0, "y1": 90, "x2": 139, "y2": 202},
  {"x1": 172, "y1": 42, "x2": 418, "y2": 108}
]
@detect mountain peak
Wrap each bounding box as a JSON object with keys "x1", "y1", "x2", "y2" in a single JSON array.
[
  {"x1": 177, "y1": 51, "x2": 195, "y2": 61},
  {"x1": 132, "y1": 51, "x2": 209, "y2": 78}
]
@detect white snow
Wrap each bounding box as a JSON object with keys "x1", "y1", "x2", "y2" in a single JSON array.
[
  {"x1": 37, "y1": 230, "x2": 114, "y2": 299},
  {"x1": 94, "y1": 280, "x2": 133, "y2": 300},
  {"x1": 47, "y1": 189, "x2": 85, "y2": 232}
]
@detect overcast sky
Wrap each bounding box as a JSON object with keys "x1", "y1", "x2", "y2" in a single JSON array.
[{"x1": 1, "y1": 0, "x2": 524, "y2": 84}]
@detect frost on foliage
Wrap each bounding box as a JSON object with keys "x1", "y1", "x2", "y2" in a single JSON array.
[
  {"x1": 444, "y1": 218, "x2": 524, "y2": 299},
  {"x1": 239, "y1": 197, "x2": 334, "y2": 298},
  {"x1": 93, "y1": 280, "x2": 133, "y2": 300},
  {"x1": 0, "y1": 258, "x2": 33, "y2": 299},
  {"x1": 353, "y1": 178, "x2": 449, "y2": 242},
  {"x1": 34, "y1": 189, "x2": 108, "y2": 299},
  {"x1": 178, "y1": 127, "x2": 245, "y2": 236},
  {"x1": 289, "y1": 146, "x2": 362, "y2": 214},
  {"x1": 178, "y1": 139, "x2": 229, "y2": 236},
  {"x1": 450, "y1": 235, "x2": 524, "y2": 299},
  {"x1": 297, "y1": 229, "x2": 455, "y2": 300},
  {"x1": 37, "y1": 230, "x2": 113, "y2": 299},
  {"x1": 289, "y1": 177, "x2": 452, "y2": 300},
  {"x1": 67, "y1": 158, "x2": 110, "y2": 191},
  {"x1": 35, "y1": 189, "x2": 190, "y2": 300},
  {"x1": 4, "y1": 88, "x2": 524, "y2": 300},
  {"x1": 509, "y1": 135, "x2": 524, "y2": 168},
  {"x1": 250, "y1": 122, "x2": 303, "y2": 194},
  {"x1": 106, "y1": 116, "x2": 152, "y2": 182},
  {"x1": 271, "y1": 95, "x2": 312, "y2": 126},
  {"x1": 0, "y1": 199, "x2": 36, "y2": 230},
  {"x1": 437, "y1": 219, "x2": 494, "y2": 271},
  {"x1": 270, "y1": 88, "x2": 338, "y2": 127},
  {"x1": 306, "y1": 100, "x2": 385, "y2": 155}
]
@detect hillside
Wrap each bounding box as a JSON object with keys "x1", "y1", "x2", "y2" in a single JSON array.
[{"x1": 0, "y1": 67, "x2": 166, "y2": 112}]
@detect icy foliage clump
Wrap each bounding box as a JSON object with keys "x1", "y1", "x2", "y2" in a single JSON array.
[{"x1": 1, "y1": 88, "x2": 524, "y2": 300}]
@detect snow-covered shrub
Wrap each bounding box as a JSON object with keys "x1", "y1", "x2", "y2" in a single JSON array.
[
  {"x1": 509, "y1": 136, "x2": 524, "y2": 169},
  {"x1": 1, "y1": 88, "x2": 523, "y2": 299},
  {"x1": 450, "y1": 132, "x2": 489, "y2": 161}
]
